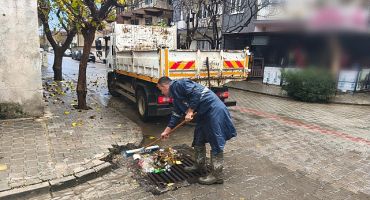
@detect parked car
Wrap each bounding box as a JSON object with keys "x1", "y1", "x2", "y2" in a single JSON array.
[
  {"x1": 72, "y1": 50, "x2": 95, "y2": 63},
  {"x1": 64, "y1": 49, "x2": 72, "y2": 57},
  {"x1": 89, "y1": 52, "x2": 96, "y2": 63},
  {"x1": 71, "y1": 50, "x2": 79, "y2": 60}
]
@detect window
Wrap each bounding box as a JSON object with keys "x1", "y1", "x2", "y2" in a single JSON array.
[
  {"x1": 230, "y1": 0, "x2": 243, "y2": 14},
  {"x1": 197, "y1": 40, "x2": 211, "y2": 50},
  {"x1": 200, "y1": 4, "x2": 208, "y2": 19},
  {"x1": 145, "y1": 0, "x2": 152, "y2": 5},
  {"x1": 131, "y1": 19, "x2": 139, "y2": 25},
  {"x1": 145, "y1": 17, "x2": 152, "y2": 25},
  {"x1": 180, "y1": 10, "x2": 184, "y2": 21},
  {"x1": 117, "y1": 7, "x2": 124, "y2": 14}
]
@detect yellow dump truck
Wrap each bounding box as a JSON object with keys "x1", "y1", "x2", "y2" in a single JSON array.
[{"x1": 103, "y1": 23, "x2": 251, "y2": 121}]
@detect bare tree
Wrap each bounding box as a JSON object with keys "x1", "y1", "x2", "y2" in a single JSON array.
[
  {"x1": 175, "y1": 0, "x2": 272, "y2": 49},
  {"x1": 173, "y1": 0, "x2": 205, "y2": 48},
  {"x1": 222, "y1": 0, "x2": 271, "y2": 33},
  {"x1": 197, "y1": 0, "x2": 223, "y2": 49}
]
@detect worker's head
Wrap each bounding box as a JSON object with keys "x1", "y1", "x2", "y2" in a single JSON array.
[{"x1": 157, "y1": 76, "x2": 172, "y2": 96}]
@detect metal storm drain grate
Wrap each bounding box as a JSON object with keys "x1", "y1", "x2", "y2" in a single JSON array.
[
  {"x1": 122, "y1": 144, "x2": 209, "y2": 195},
  {"x1": 147, "y1": 156, "x2": 208, "y2": 187}
]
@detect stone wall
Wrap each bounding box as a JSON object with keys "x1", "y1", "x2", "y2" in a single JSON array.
[{"x1": 0, "y1": 0, "x2": 43, "y2": 116}]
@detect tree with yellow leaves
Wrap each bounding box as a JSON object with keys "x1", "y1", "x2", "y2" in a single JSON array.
[
  {"x1": 38, "y1": 0, "x2": 78, "y2": 81},
  {"x1": 53, "y1": 0, "x2": 126, "y2": 109}
]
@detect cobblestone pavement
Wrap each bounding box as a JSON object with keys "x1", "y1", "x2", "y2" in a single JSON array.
[
  {"x1": 229, "y1": 90, "x2": 370, "y2": 196},
  {"x1": 0, "y1": 56, "x2": 142, "y2": 194},
  {"x1": 7, "y1": 54, "x2": 369, "y2": 199},
  {"x1": 24, "y1": 87, "x2": 370, "y2": 199}
]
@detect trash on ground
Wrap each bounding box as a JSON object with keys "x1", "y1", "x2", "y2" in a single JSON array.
[{"x1": 133, "y1": 147, "x2": 182, "y2": 174}]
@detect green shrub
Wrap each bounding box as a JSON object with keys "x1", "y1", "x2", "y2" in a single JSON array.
[{"x1": 281, "y1": 68, "x2": 336, "y2": 103}]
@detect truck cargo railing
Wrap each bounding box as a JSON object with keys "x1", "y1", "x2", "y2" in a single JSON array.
[{"x1": 113, "y1": 49, "x2": 250, "y2": 86}]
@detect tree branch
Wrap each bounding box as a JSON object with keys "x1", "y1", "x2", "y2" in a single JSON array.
[{"x1": 38, "y1": 3, "x2": 57, "y2": 48}]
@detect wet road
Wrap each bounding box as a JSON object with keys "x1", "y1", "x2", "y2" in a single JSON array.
[{"x1": 45, "y1": 54, "x2": 194, "y2": 148}]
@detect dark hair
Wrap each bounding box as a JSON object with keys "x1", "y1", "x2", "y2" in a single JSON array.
[{"x1": 157, "y1": 76, "x2": 172, "y2": 85}]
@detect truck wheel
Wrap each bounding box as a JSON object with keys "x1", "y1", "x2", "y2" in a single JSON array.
[
  {"x1": 136, "y1": 90, "x2": 149, "y2": 122},
  {"x1": 107, "y1": 72, "x2": 120, "y2": 97}
]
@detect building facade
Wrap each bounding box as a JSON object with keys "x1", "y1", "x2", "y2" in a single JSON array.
[
  {"x1": 0, "y1": 0, "x2": 43, "y2": 117},
  {"x1": 116, "y1": 0, "x2": 173, "y2": 26}
]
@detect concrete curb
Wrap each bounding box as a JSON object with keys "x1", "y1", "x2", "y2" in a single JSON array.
[
  {"x1": 228, "y1": 85, "x2": 370, "y2": 106},
  {"x1": 0, "y1": 117, "x2": 35, "y2": 122},
  {"x1": 0, "y1": 161, "x2": 113, "y2": 199}
]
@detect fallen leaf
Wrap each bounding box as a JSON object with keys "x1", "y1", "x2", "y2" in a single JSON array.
[
  {"x1": 149, "y1": 136, "x2": 156, "y2": 140},
  {"x1": 167, "y1": 183, "x2": 174, "y2": 187},
  {"x1": 64, "y1": 111, "x2": 70, "y2": 115},
  {"x1": 175, "y1": 161, "x2": 182, "y2": 165},
  {"x1": 89, "y1": 115, "x2": 96, "y2": 119},
  {"x1": 72, "y1": 122, "x2": 78, "y2": 127},
  {"x1": 0, "y1": 164, "x2": 7, "y2": 171}
]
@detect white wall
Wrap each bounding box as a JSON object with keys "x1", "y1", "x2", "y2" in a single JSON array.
[{"x1": 0, "y1": 0, "x2": 43, "y2": 116}]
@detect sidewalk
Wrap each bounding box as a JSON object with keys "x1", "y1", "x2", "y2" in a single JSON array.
[
  {"x1": 0, "y1": 74, "x2": 142, "y2": 198},
  {"x1": 226, "y1": 80, "x2": 370, "y2": 106}
]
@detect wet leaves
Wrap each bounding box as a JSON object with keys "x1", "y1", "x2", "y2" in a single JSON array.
[
  {"x1": 42, "y1": 78, "x2": 103, "y2": 130},
  {"x1": 72, "y1": 120, "x2": 83, "y2": 127},
  {"x1": 0, "y1": 164, "x2": 8, "y2": 171},
  {"x1": 43, "y1": 80, "x2": 75, "y2": 105}
]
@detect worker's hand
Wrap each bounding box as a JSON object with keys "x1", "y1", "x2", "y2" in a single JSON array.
[
  {"x1": 161, "y1": 127, "x2": 171, "y2": 140},
  {"x1": 185, "y1": 108, "x2": 194, "y2": 122},
  {"x1": 185, "y1": 111, "x2": 194, "y2": 122},
  {"x1": 161, "y1": 131, "x2": 170, "y2": 140}
]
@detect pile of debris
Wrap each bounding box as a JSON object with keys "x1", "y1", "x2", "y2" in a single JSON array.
[
  {"x1": 134, "y1": 147, "x2": 182, "y2": 174},
  {"x1": 120, "y1": 144, "x2": 207, "y2": 194}
]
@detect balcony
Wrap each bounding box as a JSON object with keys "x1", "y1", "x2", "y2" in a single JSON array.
[{"x1": 119, "y1": 0, "x2": 172, "y2": 18}]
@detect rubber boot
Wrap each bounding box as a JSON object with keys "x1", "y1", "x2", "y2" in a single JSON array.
[
  {"x1": 184, "y1": 146, "x2": 206, "y2": 173},
  {"x1": 198, "y1": 151, "x2": 224, "y2": 185}
]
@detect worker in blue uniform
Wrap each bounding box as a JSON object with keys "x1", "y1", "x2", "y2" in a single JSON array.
[{"x1": 157, "y1": 76, "x2": 236, "y2": 185}]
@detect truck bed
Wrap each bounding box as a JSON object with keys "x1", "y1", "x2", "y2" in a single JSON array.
[{"x1": 113, "y1": 49, "x2": 249, "y2": 87}]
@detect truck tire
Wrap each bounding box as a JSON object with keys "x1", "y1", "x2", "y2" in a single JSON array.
[
  {"x1": 107, "y1": 72, "x2": 120, "y2": 97},
  {"x1": 136, "y1": 89, "x2": 149, "y2": 122}
]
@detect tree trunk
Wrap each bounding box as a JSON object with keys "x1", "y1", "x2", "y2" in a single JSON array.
[
  {"x1": 329, "y1": 36, "x2": 341, "y2": 75},
  {"x1": 186, "y1": 33, "x2": 192, "y2": 49},
  {"x1": 53, "y1": 48, "x2": 64, "y2": 81},
  {"x1": 77, "y1": 28, "x2": 96, "y2": 110}
]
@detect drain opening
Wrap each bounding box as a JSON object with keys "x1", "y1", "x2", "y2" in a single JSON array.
[{"x1": 121, "y1": 144, "x2": 210, "y2": 195}]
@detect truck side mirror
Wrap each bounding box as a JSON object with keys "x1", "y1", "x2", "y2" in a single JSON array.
[{"x1": 95, "y1": 39, "x2": 102, "y2": 50}]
